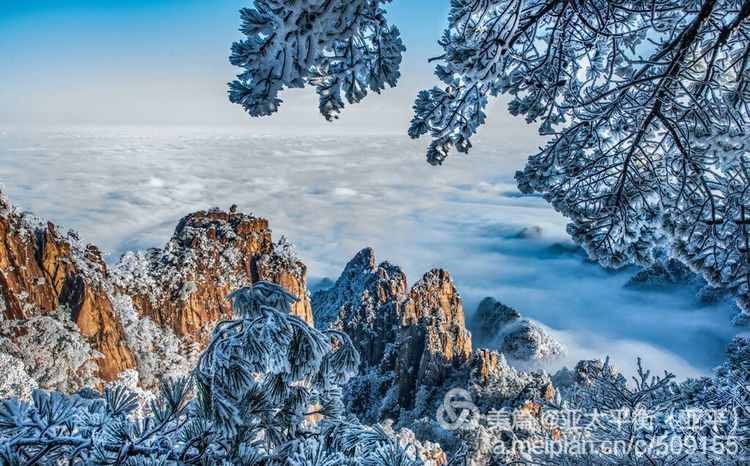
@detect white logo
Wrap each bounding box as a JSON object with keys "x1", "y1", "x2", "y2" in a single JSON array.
[{"x1": 436, "y1": 388, "x2": 479, "y2": 430}]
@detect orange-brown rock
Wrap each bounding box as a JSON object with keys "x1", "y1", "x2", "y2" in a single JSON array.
[
  {"x1": 543, "y1": 382, "x2": 555, "y2": 401},
  {"x1": 396, "y1": 269, "x2": 472, "y2": 407},
  {"x1": 1, "y1": 193, "x2": 314, "y2": 382},
  {"x1": 112, "y1": 207, "x2": 313, "y2": 341},
  {"x1": 470, "y1": 348, "x2": 501, "y2": 385},
  {"x1": 0, "y1": 193, "x2": 135, "y2": 380}
]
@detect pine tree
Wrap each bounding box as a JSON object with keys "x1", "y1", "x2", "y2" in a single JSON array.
[
  {"x1": 0, "y1": 282, "x2": 422, "y2": 465},
  {"x1": 228, "y1": 0, "x2": 404, "y2": 120}
]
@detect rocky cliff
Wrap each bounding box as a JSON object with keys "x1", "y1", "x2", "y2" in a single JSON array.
[
  {"x1": 0, "y1": 193, "x2": 313, "y2": 383},
  {"x1": 0, "y1": 192, "x2": 135, "y2": 380},
  {"x1": 313, "y1": 248, "x2": 473, "y2": 409},
  {"x1": 313, "y1": 248, "x2": 551, "y2": 428},
  {"x1": 1, "y1": 193, "x2": 567, "y2": 465},
  {"x1": 112, "y1": 207, "x2": 313, "y2": 341},
  {"x1": 471, "y1": 296, "x2": 565, "y2": 364},
  {"x1": 396, "y1": 269, "x2": 473, "y2": 406},
  {"x1": 312, "y1": 248, "x2": 408, "y2": 367}
]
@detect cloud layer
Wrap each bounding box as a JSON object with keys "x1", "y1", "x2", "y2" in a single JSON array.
[{"x1": 0, "y1": 126, "x2": 739, "y2": 379}]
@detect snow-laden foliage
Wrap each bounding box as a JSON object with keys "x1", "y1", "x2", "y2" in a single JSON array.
[
  {"x1": 0, "y1": 306, "x2": 101, "y2": 393},
  {"x1": 228, "y1": 0, "x2": 405, "y2": 120},
  {"x1": 512, "y1": 356, "x2": 748, "y2": 465},
  {"x1": 0, "y1": 354, "x2": 37, "y2": 401},
  {"x1": 111, "y1": 294, "x2": 198, "y2": 390},
  {"x1": 106, "y1": 369, "x2": 158, "y2": 420},
  {"x1": 0, "y1": 282, "x2": 425, "y2": 465},
  {"x1": 409, "y1": 0, "x2": 750, "y2": 311},
  {"x1": 272, "y1": 235, "x2": 300, "y2": 267},
  {"x1": 402, "y1": 353, "x2": 749, "y2": 465}
]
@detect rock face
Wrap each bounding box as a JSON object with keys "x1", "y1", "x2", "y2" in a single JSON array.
[
  {"x1": 312, "y1": 248, "x2": 408, "y2": 367},
  {"x1": 313, "y1": 250, "x2": 555, "y2": 431},
  {"x1": 397, "y1": 269, "x2": 473, "y2": 406},
  {"x1": 313, "y1": 248, "x2": 472, "y2": 409},
  {"x1": 1, "y1": 192, "x2": 313, "y2": 382},
  {"x1": 113, "y1": 208, "x2": 313, "y2": 340},
  {"x1": 472, "y1": 297, "x2": 521, "y2": 344},
  {"x1": 471, "y1": 297, "x2": 564, "y2": 364},
  {"x1": 0, "y1": 192, "x2": 135, "y2": 380}
]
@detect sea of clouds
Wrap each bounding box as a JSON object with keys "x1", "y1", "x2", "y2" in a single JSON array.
[{"x1": 0, "y1": 126, "x2": 740, "y2": 379}]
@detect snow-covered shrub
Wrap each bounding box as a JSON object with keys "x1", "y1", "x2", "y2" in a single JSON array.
[
  {"x1": 0, "y1": 305, "x2": 101, "y2": 393},
  {"x1": 110, "y1": 294, "x2": 198, "y2": 390},
  {"x1": 0, "y1": 353, "x2": 37, "y2": 400},
  {"x1": 0, "y1": 282, "x2": 424, "y2": 465},
  {"x1": 274, "y1": 234, "x2": 300, "y2": 265}
]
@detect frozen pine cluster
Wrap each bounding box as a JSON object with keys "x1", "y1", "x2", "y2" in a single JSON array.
[
  {"x1": 0, "y1": 282, "x2": 434, "y2": 465},
  {"x1": 414, "y1": 0, "x2": 750, "y2": 315},
  {"x1": 228, "y1": 0, "x2": 405, "y2": 120}
]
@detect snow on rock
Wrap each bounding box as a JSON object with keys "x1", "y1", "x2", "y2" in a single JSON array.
[
  {"x1": 405, "y1": 349, "x2": 555, "y2": 465},
  {"x1": 382, "y1": 420, "x2": 449, "y2": 466},
  {"x1": 0, "y1": 306, "x2": 103, "y2": 392},
  {"x1": 471, "y1": 297, "x2": 564, "y2": 364},
  {"x1": 0, "y1": 189, "x2": 135, "y2": 381},
  {"x1": 312, "y1": 247, "x2": 408, "y2": 366},
  {"x1": 398, "y1": 268, "x2": 473, "y2": 406},
  {"x1": 0, "y1": 191, "x2": 313, "y2": 388},
  {"x1": 471, "y1": 297, "x2": 520, "y2": 344},
  {"x1": 0, "y1": 191, "x2": 10, "y2": 219},
  {"x1": 498, "y1": 320, "x2": 565, "y2": 363},
  {"x1": 313, "y1": 248, "x2": 472, "y2": 409},
  {"x1": 110, "y1": 294, "x2": 199, "y2": 390},
  {"x1": 112, "y1": 207, "x2": 313, "y2": 341},
  {"x1": 313, "y1": 247, "x2": 555, "y2": 444}
]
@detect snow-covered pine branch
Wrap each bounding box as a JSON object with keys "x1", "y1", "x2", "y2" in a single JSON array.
[
  {"x1": 228, "y1": 0, "x2": 405, "y2": 120},
  {"x1": 0, "y1": 282, "x2": 424, "y2": 465},
  {"x1": 415, "y1": 0, "x2": 750, "y2": 313}
]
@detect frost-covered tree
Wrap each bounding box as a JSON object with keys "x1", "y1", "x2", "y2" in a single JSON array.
[
  {"x1": 525, "y1": 357, "x2": 749, "y2": 465},
  {"x1": 111, "y1": 294, "x2": 199, "y2": 391},
  {"x1": 0, "y1": 305, "x2": 101, "y2": 393},
  {"x1": 230, "y1": 0, "x2": 750, "y2": 314},
  {"x1": 228, "y1": 0, "x2": 405, "y2": 120},
  {"x1": 0, "y1": 282, "x2": 425, "y2": 465},
  {"x1": 413, "y1": 0, "x2": 750, "y2": 316},
  {"x1": 0, "y1": 354, "x2": 37, "y2": 401}
]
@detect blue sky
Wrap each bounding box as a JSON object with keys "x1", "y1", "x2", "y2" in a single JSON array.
[{"x1": 1, "y1": 1, "x2": 452, "y2": 130}]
